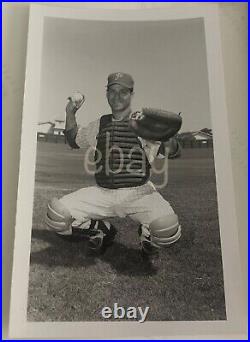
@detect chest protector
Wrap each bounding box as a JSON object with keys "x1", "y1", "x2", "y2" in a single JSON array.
[{"x1": 95, "y1": 114, "x2": 151, "y2": 189}]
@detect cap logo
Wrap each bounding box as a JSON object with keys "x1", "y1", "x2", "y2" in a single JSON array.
[{"x1": 114, "y1": 72, "x2": 123, "y2": 80}]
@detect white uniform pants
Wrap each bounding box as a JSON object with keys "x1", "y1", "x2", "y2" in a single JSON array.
[{"x1": 60, "y1": 181, "x2": 174, "y2": 226}]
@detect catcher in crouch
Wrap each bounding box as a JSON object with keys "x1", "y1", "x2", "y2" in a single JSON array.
[{"x1": 46, "y1": 72, "x2": 182, "y2": 257}]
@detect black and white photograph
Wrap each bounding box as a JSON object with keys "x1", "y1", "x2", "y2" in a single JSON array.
[
  {"x1": 29, "y1": 15, "x2": 226, "y2": 323},
  {"x1": 7, "y1": 3, "x2": 246, "y2": 340}
]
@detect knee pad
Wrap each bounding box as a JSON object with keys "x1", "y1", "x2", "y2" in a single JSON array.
[
  {"x1": 45, "y1": 198, "x2": 73, "y2": 233},
  {"x1": 149, "y1": 213, "x2": 181, "y2": 247}
]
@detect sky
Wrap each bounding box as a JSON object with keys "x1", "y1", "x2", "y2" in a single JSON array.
[{"x1": 39, "y1": 17, "x2": 211, "y2": 132}]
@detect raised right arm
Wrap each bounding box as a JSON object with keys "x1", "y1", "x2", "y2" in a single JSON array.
[{"x1": 64, "y1": 95, "x2": 84, "y2": 149}]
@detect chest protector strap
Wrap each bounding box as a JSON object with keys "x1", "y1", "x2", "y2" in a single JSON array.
[{"x1": 95, "y1": 114, "x2": 150, "y2": 189}]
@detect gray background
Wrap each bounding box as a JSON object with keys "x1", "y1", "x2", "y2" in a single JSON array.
[
  {"x1": 3, "y1": 2, "x2": 247, "y2": 338},
  {"x1": 39, "y1": 17, "x2": 210, "y2": 132}
]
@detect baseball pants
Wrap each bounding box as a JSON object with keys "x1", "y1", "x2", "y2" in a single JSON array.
[{"x1": 59, "y1": 181, "x2": 175, "y2": 233}]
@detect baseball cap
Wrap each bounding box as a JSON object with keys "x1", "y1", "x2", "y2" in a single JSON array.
[{"x1": 107, "y1": 72, "x2": 134, "y2": 90}]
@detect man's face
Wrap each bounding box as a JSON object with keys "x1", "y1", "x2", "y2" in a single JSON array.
[{"x1": 106, "y1": 84, "x2": 133, "y2": 113}]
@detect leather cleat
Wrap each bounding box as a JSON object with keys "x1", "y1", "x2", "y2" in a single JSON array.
[
  {"x1": 88, "y1": 234, "x2": 104, "y2": 252},
  {"x1": 138, "y1": 225, "x2": 159, "y2": 260},
  {"x1": 87, "y1": 221, "x2": 117, "y2": 254},
  {"x1": 56, "y1": 220, "x2": 117, "y2": 247},
  {"x1": 140, "y1": 240, "x2": 159, "y2": 260}
]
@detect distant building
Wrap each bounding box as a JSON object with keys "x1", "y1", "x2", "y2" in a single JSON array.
[
  {"x1": 37, "y1": 119, "x2": 65, "y2": 135},
  {"x1": 192, "y1": 130, "x2": 213, "y2": 141},
  {"x1": 37, "y1": 121, "x2": 55, "y2": 134},
  {"x1": 53, "y1": 120, "x2": 65, "y2": 136},
  {"x1": 37, "y1": 119, "x2": 66, "y2": 143},
  {"x1": 177, "y1": 129, "x2": 213, "y2": 148}
]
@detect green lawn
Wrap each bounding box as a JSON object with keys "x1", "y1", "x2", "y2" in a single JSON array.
[{"x1": 27, "y1": 142, "x2": 226, "y2": 321}]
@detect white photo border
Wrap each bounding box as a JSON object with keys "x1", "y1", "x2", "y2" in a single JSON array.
[{"x1": 9, "y1": 3, "x2": 246, "y2": 339}]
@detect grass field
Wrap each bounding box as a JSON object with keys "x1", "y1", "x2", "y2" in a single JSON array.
[{"x1": 28, "y1": 142, "x2": 226, "y2": 322}]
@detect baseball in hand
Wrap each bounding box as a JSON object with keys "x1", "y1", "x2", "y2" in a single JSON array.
[{"x1": 70, "y1": 91, "x2": 85, "y2": 109}]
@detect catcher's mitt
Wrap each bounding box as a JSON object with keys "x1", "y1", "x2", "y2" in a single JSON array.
[{"x1": 129, "y1": 107, "x2": 182, "y2": 141}]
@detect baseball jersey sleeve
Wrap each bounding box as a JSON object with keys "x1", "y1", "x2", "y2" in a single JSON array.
[
  {"x1": 75, "y1": 118, "x2": 100, "y2": 149},
  {"x1": 140, "y1": 138, "x2": 181, "y2": 164},
  {"x1": 163, "y1": 138, "x2": 182, "y2": 159},
  {"x1": 139, "y1": 138, "x2": 162, "y2": 164}
]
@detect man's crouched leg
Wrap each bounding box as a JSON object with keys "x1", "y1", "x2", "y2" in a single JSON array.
[
  {"x1": 45, "y1": 198, "x2": 117, "y2": 252},
  {"x1": 138, "y1": 213, "x2": 181, "y2": 258}
]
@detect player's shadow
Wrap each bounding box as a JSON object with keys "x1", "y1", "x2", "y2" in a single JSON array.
[
  {"x1": 30, "y1": 229, "x2": 157, "y2": 276},
  {"x1": 100, "y1": 241, "x2": 157, "y2": 276}
]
